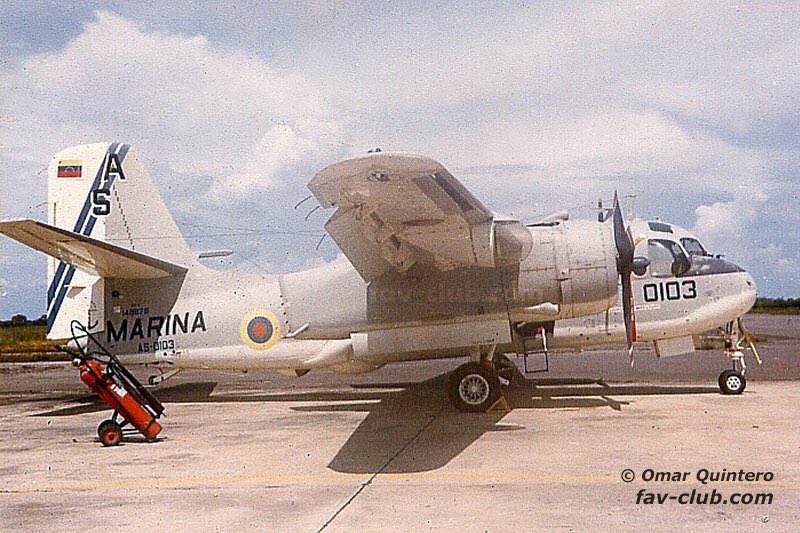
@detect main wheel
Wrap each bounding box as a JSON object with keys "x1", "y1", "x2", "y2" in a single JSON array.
[
  {"x1": 98, "y1": 420, "x2": 123, "y2": 446},
  {"x1": 718, "y1": 369, "x2": 746, "y2": 395},
  {"x1": 448, "y1": 363, "x2": 501, "y2": 413}
]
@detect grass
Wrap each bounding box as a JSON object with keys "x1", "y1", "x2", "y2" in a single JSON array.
[
  {"x1": 752, "y1": 298, "x2": 800, "y2": 315},
  {"x1": 750, "y1": 308, "x2": 800, "y2": 315},
  {"x1": 0, "y1": 324, "x2": 68, "y2": 362}
]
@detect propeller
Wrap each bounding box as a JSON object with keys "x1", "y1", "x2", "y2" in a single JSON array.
[{"x1": 612, "y1": 191, "x2": 637, "y2": 364}]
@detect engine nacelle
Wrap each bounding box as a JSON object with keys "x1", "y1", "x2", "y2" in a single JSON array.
[{"x1": 512, "y1": 219, "x2": 618, "y2": 320}]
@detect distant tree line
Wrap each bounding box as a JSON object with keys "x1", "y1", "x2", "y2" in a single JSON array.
[
  {"x1": 753, "y1": 298, "x2": 800, "y2": 311},
  {"x1": 1, "y1": 314, "x2": 47, "y2": 327}
]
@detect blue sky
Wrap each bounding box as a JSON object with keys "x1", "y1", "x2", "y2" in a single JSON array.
[{"x1": 1, "y1": 1, "x2": 799, "y2": 318}]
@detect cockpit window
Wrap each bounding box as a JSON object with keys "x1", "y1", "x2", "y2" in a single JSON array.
[
  {"x1": 680, "y1": 237, "x2": 710, "y2": 257},
  {"x1": 648, "y1": 239, "x2": 691, "y2": 277},
  {"x1": 648, "y1": 221, "x2": 673, "y2": 233}
]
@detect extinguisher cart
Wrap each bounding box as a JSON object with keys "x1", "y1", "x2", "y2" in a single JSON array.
[{"x1": 65, "y1": 321, "x2": 165, "y2": 446}]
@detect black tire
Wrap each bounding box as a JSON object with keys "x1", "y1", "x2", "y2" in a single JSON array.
[
  {"x1": 718, "y1": 369, "x2": 746, "y2": 395},
  {"x1": 97, "y1": 419, "x2": 116, "y2": 438},
  {"x1": 99, "y1": 421, "x2": 123, "y2": 446},
  {"x1": 448, "y1": 363, "x2": 501, "y2": 413}
]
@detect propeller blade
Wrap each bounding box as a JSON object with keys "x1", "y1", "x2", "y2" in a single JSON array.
[
  {"x1": 621, "y1": 271, "x2": 637, "y2": 365},
  {"x1": 612, "y1": 191, "x2": 637, "y2": 363},
  {"x1": 612, "y1": 192, "x2": 634, "y2": 271}
]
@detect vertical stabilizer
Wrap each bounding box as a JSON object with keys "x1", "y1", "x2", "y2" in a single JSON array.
[{"x1": 46, "y1": 142, "x2": 192, "y2": 338}]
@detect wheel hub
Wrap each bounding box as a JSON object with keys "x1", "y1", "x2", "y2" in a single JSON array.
[
  {"x1": 459, "y1": 374, "x2": 490, "y2": 405},
  {"x1": 726, "y1": 375, "x2": 742, "y2": 391}
]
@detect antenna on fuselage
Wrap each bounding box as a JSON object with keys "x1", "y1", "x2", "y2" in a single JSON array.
[
  {"x1": 295, "y1": 193, "x2": 323, "y2": 222},
  {"x1": 294, "y1": 195, "x2": 314, "y2": 209},
  {"x1": 597, "y1": 199, "x2": 613, "y2": 222}
]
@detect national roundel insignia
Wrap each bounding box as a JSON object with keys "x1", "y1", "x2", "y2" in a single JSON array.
[{"x1": 240, "y1": 310, "x2": 281, "y2": 350}]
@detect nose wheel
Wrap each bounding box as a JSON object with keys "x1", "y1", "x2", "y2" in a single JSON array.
[
  {"x1": 717, "y1": 318, "x2": 759, "y2": 395},
  {"x1": 718, "y1": 369, "x2": 746, "y2": 395}
]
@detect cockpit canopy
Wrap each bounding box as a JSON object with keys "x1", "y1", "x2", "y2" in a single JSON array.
[
  {"x1": 679, "y1": 237, "x2": 710, "y2": 257},
  {"x1": 631, "y1": 219, "x2": 740, "y2": 279},
  {"x1": 648, "y1": 239, "x2": 690, "y2": 277}
]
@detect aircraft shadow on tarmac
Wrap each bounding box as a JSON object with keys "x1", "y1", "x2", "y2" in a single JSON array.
[{"x1": 33, "y1": 374, "x2": 718, "y2": 474}]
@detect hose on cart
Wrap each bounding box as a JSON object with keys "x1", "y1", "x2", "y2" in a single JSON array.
[{"x1": 61, "y1": 320, "x2": 165, "y2": 445}]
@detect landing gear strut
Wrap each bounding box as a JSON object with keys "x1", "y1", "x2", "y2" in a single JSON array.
[{"x1": 717, "y1": 318, "x2": 760, "y2": 395}]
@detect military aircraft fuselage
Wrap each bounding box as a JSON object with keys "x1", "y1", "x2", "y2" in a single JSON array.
[
  {"x1": 104, "y1": 217, "x2": 755, "y2": 374},
  {"x1": 0, "y1": 143, "x2": 760, "y2": 408}
]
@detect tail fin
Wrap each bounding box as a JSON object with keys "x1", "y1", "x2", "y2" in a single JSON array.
[
  {"x1": 43, "y1": 142, "x2": 192, "y2": 338},
  {"x1": 49, "y1": 143, "x2": 192, "y2": 261}
]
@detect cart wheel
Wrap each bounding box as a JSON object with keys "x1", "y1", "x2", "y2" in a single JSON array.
[
  {"x1": 97, "y1": 420, "x2": 115, "y2": 438},
  {"x1": 99, "y1": 421, "x2": 123, "y2": 446}
]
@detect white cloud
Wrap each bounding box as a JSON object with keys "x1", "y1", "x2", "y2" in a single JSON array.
[
  {"x1": 692, "y1": 187, "x2": 768, "y2": 262},
  {"x1": 407, "y1": 109, "x2": 768, "y2": 205},
  {"x1": 2, "y1": 3, "x2": 800, "y2": 318},
  {"x1": 473, "y1": 111, "x2": 703, "y2": 176},
  {"x1": 207, "y1": 118, "x2": 343, "y2": 201},
  {"x1": 629, "y1": 12, "x2": 800, "y2": 138},
  {"x1": 4, "y1": 11, "x2": 342, "y2": 200}
]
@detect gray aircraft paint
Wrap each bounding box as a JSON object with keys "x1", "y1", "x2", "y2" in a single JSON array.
[{"x1": 0, "y1": 143, "x2": 756, "y2": 374}]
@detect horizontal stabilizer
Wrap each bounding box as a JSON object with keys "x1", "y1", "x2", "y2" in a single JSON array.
[{"x1": 0, "y1": 219, "x2": 187, "y2": 279}]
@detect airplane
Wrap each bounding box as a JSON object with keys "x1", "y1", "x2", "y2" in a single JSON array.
[{"x1": 0, "y1": 142, "x2": 759, "y2": 414}]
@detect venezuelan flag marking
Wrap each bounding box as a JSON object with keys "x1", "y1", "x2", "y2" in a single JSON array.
[{"x1": 57, "y1": 159, "x2": 82, "y2": 178}]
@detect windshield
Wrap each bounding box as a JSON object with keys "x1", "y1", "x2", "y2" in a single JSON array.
[
  {"x1": 680, "y1": 237, "x2": 710, "y2": 257},
  {"x1": 648, "y1": 239, "x2": 691, "y2": 277}
]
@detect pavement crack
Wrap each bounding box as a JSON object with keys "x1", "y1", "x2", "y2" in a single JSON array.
[{"x1": 317, "y1": 405, "x2": 446, "y2": 532}]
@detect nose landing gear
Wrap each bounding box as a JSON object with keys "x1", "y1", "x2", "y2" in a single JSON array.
[{"x1": 717, "y1": 317, "x2": 760, "y2": 395}]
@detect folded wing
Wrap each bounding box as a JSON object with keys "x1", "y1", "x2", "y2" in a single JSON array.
[{"x1": 308, "y1": 153, "x2": 532, "y2": 281}]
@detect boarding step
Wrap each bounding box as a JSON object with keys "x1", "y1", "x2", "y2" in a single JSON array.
[{"x1": 513, "y1": 334, "x2": 550, "y2": 374}]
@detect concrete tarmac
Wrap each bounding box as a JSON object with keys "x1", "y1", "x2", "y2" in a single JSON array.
[{"x1": 1, "y1": 314, "x2": 799, "y2": 532}]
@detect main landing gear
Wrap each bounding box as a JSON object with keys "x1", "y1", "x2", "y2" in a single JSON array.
[
  {"x1": 448, "y1": 352, "x2": 516, "y2": 413},
  {"x1": 717, "y1": 317, "x2": 761, "y2": 395},
  {"x1": 448, "y1": 363, "x2": 499, "y2": 412}
]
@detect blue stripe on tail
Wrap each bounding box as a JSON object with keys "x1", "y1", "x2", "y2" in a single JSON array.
[{"x1": 46, "y1": 143, "x2": 128, "y2": 334}]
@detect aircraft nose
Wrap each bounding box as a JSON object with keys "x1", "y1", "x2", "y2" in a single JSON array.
[{"x1": 740, "y1": 269, "x2": 758, "y2": 312}]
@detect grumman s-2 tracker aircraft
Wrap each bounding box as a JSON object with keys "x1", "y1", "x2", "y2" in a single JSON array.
[{"x1": 1, "y1": 143, "x2": 760, "y2": 416}]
